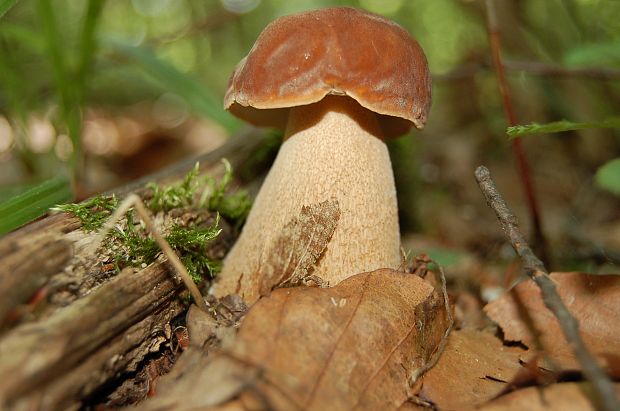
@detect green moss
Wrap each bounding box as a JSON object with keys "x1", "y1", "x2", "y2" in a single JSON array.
[
  {"x1": 53, "y1": 194, "x2": 119, "y2": 231},
  {"x1": 147, "y1": 159, "x2": 251, "y2": 225},
  {"x1": 54, "y1": 160, "x2": 250, "y2": 283},
  {"x1": 166, "y1": 217, "x2": 222, "y2": 282},
  {"x1": 202, "y1": 159, "x2": 251, "y2": 226},
  {"x1": 111, "y1": 213, "x2": 221, "y2": 283},
  {"x1": 113, "y1": 211, "x2": 159, "y2": 267},
  {"x1": 148, "y1": 162, "x2": 200, "y2": 212}
]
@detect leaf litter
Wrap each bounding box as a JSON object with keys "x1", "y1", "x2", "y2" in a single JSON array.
[
  {"x1": 131, "y1": 201, "x2": 620, "y2": 411},
  {"x1": 138, "y1": 268, "x2": 451, "y2": 411},
  {"x1": 484, "y1": 272, "x2": 620, "y2": 372}
]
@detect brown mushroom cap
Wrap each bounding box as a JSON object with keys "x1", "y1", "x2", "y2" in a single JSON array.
[{"x1": 224, "y1": 7, "x2": 432, "y2": 138}]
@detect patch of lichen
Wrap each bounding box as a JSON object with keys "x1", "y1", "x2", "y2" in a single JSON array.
[{"x1": 55, "y1": 160, "x2": 249, "y2": 283}]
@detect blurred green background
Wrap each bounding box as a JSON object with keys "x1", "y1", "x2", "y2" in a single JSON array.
[{"x1": 1, "y1": 0, "x2": 619, "y2": 272}]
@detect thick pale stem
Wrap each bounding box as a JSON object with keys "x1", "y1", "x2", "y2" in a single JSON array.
[{"x1": 215, "y1": 96, "x2": 401, "y2": 302}]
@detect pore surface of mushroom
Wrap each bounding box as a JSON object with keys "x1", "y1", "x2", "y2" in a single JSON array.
[{"x1": 214, "y1": 7, "x2": 431, "y2": 302}]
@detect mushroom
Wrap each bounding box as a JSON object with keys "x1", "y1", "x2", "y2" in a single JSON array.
[{"x1": 214, "y1": 7, "x2": 431, "y2": 302}]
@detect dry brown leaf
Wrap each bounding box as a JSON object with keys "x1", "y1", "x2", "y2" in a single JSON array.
[
  {"x1": 226, "y1": 268, "x2": 450, "y2": 411},
  {"x1": 415, "y1": 330, "x2": 525, "y2": 410},
  {"x1": 259, "y1": 199, "x2": 340, "y2": 290},
  {"x1": 238, "y1": 200, "x2": 340, "y2": 303},
  {"x1": 478, "y1": 382, "x2": 620, "y2": 411},
  {"x1": 484, "y1": 272, "x2": 620, "y2": 370},
  {"x1": 138, "y1": 269, "x2": 449, "y2": 411}
]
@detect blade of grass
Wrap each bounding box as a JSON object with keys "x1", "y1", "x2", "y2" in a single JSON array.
[
  {"x1": 508, "y1": 117, "x2": 620, "y2": 138},
  {"x1": 0, "y1": 23, "x2": 46, "y2": 54},
  {"x1": 36, "y1": 0, "x2": 105, "y2": 187},
  {"x1": 0, "y1": 176, "x2": 73, "y2": 235},
  {"x1": 36, "y1": 0, "x2": 80, "y2": 174},
  {"x1": 564, "y1": 41, "x2": 620, "y2": 67},
  {"x1": 105, "y1": 39, "x2": 241, "y2": 134},
  {"x1": 72, "y1": 0, "x2": 105, "y2": 179},
  {"x1": 0, "y1": 0, "x2": 19, "y2": 19}
]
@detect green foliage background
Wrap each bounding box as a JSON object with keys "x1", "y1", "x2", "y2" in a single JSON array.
[{"x1": 0, "y1": 0, "x2": 619, "y2": 249}]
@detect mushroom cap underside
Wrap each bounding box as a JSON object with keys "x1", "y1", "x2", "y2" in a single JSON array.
[{"x1": 224, "y1": 7, "x2": 432, "y2": 138}]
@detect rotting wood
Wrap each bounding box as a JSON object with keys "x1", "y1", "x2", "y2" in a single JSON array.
[
  {"x1": 0, "y1": 131, "x2": 265, "y2": 409},
  {"x1": 0, "y1": 236, "x2": 72, "y2": 325},
  {"x1": 0, "y1": 263, "x2": 181, "y2": 406},
  {"x1": 0, "y1": 131, "x2": 263, "y2": 318},
  {"x1": 10, "y1": 299, "x2": 185, "y2": 411}
]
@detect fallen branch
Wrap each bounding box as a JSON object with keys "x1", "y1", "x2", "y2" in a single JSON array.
[
  {"x1": 0, "y1": 133, "x2": 260, "y2": 409},
  {"x1": 0, "y1": 236, "x2": 72, "y2": 325},
  {"x1": 474, "y1": 165, "x2": 620, "y2": 411},
  {"x1": 0, "y1": 263, "x2": 181, "y2": 405}
]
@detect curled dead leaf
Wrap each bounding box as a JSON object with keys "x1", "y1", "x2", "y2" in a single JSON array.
[
  {"x1": 236, "y1": 200, "x2": 340, "y2": 304},
  {"x1": 230, "y1": 268, "x2": 450, "y2": 410},
  {"x1": 139, "y1": 268, "x2": 450, "y2": 410}
]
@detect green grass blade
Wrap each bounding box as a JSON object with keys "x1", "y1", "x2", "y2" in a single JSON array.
[
  {"x1": 0, "y1": 177, "x2": 73, "y2": 235},
  {"x1": 595, "y1": 158, "x2": 620, "y2": 197},
  {"x1": 564, "y1": 41, "x2": 620, "y2": 66},
  {"x1": 0, "y1": 0, "x2": 19, "y2": 19},
  {"x1": 105, "y1": 39, "x2": 241, "y2": 133},
  {"x1": 507, "y1": 117, "x2": 620, "y2": 139},
  {"x1": 0, "y1": 23, "x2": 46, "y2": 54}
]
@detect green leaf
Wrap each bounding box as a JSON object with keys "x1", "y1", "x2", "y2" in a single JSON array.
[
  {"x1": 0, "y1": 0, "x2": 19, "y2": 19},
  {"x1": 105, "y1": 39, "x2": 241, "y2": 133},
  {"x1": 0, "y1": 23, "x2": 46, "y2": 54},
  {"x1": 507, "y1": 117, "x2": 620, "y2": 139},
  {"x1": 564, "y1": 41, "x2": 620, "y2": 67},
  {"x1": 0, "y1": 176, "x2": 73, "y2": 235},
  {"x1": 595, "y1": 158, "x2": 620, "y2": 197}
]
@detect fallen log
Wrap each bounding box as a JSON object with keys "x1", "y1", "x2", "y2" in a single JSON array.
[
  {"x1": 0, "y1": 131, "x2": 265, "y2": 409},
  {"x1": 0, "y1": 264, "x2": 181, "y2": 406}
]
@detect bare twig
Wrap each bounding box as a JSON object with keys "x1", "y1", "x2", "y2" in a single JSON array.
[
  {"x1": 475, "y1": 165, "x2": 620, "y2": 411},
  {"x1": 485, "y1": 0, "x2": 549, "y2": 266}
]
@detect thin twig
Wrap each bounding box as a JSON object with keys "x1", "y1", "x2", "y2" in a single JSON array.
[
  {"x1": 475, "y1": 165, "x2": 620, "y2": 411},
  {"x1": 485, "y1": 0, "x2": 549, "y2": 266},
  {"x1": 95, "y1": 194, "x2": 208, "y2": 312}
]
